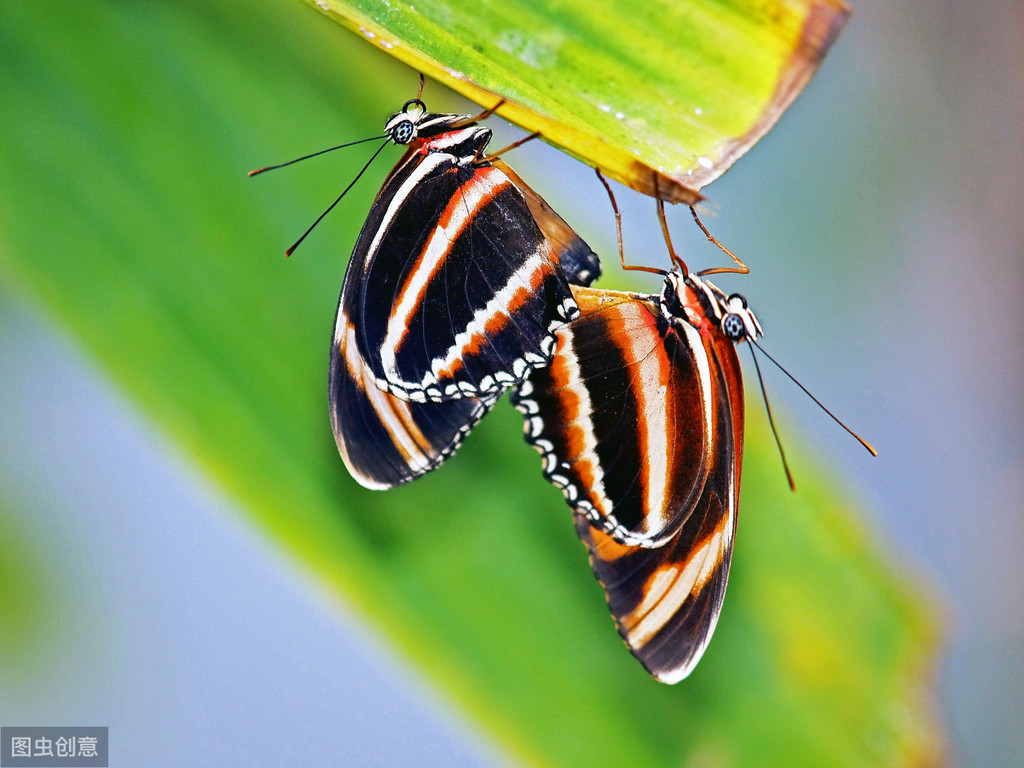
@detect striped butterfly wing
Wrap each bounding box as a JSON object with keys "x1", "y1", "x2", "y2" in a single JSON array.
[
  {"x1": 494, "y1": 159, "x2": 601, "y2": 290},
  {"x1": 511, "y1": 282, "x2": 745, "y2": 682},
  {"x1": 330, "y1": 311, "x2": 498, "y2": 489},
  {"x1": 344, "y1": 146, "x2": 599, "y2": 403},
  {"x1": 331, "y1": 150, "x2": 600, "y2": 489},
  {"x1": 512, "y1": 288, "x2": 719, "y2": 546}
]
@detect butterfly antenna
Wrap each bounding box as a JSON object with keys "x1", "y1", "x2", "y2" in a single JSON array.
[
  {"x1": 747, "y1": 344, "x2": 797, "y2": 491},
  {"x1": 247, "y1": 134, "x2": 388, "y2": 177},
  {"x1": 691, "y1": 206, "x2": 749, "y2": 276},
  {"x1": 595, "y1": 169, "x2": 665, "y2": 276},
  {"x1": 751, "y1": 339, "x2": 878, "y2": 456},
  {"x1": 284, "y1": 137, "x2": 390, "y2": 257},
  {"x1": 416, "y1": 72, "x2": 425, "y2": 99}
]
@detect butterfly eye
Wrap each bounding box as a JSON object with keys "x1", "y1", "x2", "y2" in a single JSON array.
[
  {"x1": 391, "y1": 119, "x2": 416, "y2": 144},
  {"x1": 722, "y1": 312, "x2": 747, "y2": 341}
]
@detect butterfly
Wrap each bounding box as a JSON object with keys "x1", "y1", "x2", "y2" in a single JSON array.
[
  {"x1": 326, "y1": 99, "x2": 602, "y2": 488},
  {"x1": 510, "y1": 268, "x2": 761, "y2": 683}
]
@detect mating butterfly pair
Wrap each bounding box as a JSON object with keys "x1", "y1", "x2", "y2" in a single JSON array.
[{"x1": 270, "y1": 99, "x2": 761, "y2": 683}]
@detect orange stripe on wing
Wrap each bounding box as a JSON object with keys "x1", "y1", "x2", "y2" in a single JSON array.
[
  {"x1": 547, "y1": 323, "x2": 613, "y2": 517},
  {"x1": 588, "y1": 525, "x2": 636, "y2": 563},
  {"x1": 385, "y1": 166, "x2": 510, "y2": 361},
  {"x1": 593, "y1": 301, "x2": 674, "y2": 537},
  {"x1": 550, "y1": 298, "x2": 661, "y2": 529},
  {"x1": 622, "y1": 514, "x2": 729, "y2": 650},
  {"x1": 431, "y1": 252, "x2": 550, "y2": 381},
  {"x1": 340, "y1": 316, "x2": 432, "y2": 468}
]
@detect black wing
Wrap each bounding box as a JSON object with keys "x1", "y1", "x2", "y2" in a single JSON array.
[
  {"x1": 511, "y1": 285, "x2": 743, "y2": 682},
  {"x1": 329, "y1": 148, "x2": 599, "y2": 487},
  {"x1": 340, "y1": 149, "x2": 599, "y2": 403},
  {"x1": 329, "y1": 307, "x2": 497, "y2": 489}
]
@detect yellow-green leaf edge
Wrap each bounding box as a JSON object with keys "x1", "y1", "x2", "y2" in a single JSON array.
[{"x1": 304, "y1": 0, "x2": 850, "y2": 202}]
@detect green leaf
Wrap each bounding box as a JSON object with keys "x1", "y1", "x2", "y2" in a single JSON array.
[
  {"x1": 0, "y1": 499, "x2": 61, "y2": 681},
  {"x1": 0, "y1": 0, "x2": 941, "y2": 766},
  {"x1": 303, "y1": 0, "x2": 849, "y2": 201}
]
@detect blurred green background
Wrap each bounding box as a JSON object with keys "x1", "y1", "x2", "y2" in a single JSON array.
[{"x1": 0, "y1": 0, "x2": 1021, "y2": 766}]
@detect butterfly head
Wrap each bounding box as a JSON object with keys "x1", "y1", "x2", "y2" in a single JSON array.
[
  {"x1": 663, "y1": 271, "x2": 763, "y2": 344},
  {"x1": 384, "y1": 100, "x2": 478, "y2": 146},
  {"x1": 718, "y1": 291, "x2": 762, "y2": 342}
]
